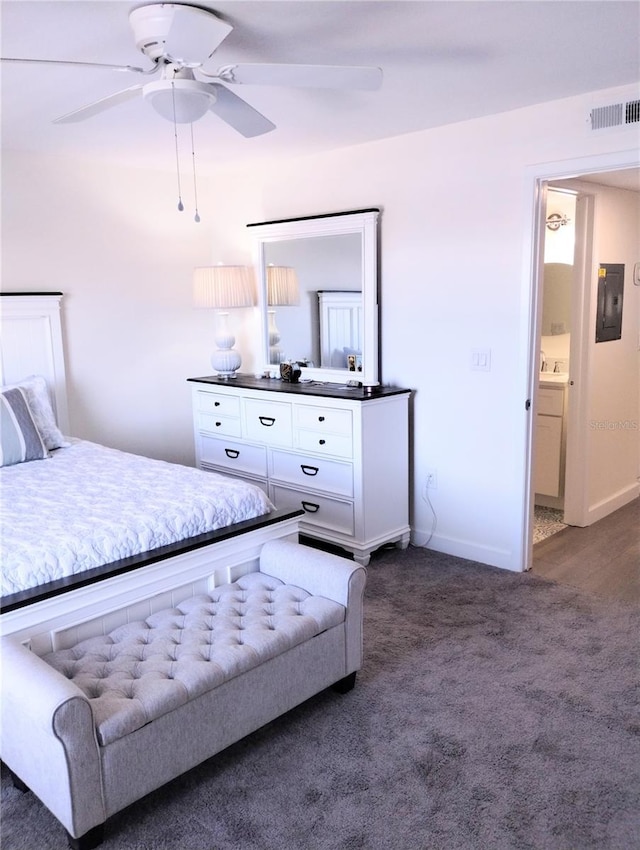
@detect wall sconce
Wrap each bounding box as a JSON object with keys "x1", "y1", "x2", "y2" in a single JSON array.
[
  {"x1": 193, "y1": 265, "x2": 255, "y2": 378},
  {"x1": 266, "y1": 265, "x2": 299, "y2": 364}
]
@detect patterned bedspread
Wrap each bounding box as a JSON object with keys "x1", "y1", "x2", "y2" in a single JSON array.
[{"x1": 1, "y1": 440, "x2": 273, "y2": 596}]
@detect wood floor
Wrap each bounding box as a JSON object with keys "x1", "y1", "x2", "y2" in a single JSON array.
[{"x1": 532, "y1": 497, "x2": 639, "y2": 603}]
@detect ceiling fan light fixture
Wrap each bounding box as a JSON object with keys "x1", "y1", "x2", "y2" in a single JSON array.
[{"x1": 143, "y1": 79, "x2": 216, "y2": 123}]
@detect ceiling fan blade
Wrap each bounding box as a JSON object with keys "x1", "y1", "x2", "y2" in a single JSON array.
[
  {"x1": 208, "y1": 63, "x2": 383, "y2": 91},
  {"x1": 164, "y1": 5, "x2": 232, "y2": 63},
  {"x1": 207, "y1": 83, "x2": 275, "y2": 138},
  {"x1": 53, "y1": 85, "x2": 144, "y2": 124},
  {"x1": 1, "y1": 57, "x2": 150, "y2": 74},
  {"x1": 129, "y1": 4, "x2": 232, "y2": 65}
]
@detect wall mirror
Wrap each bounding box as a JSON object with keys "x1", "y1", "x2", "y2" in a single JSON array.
[
  {"x1": 541, "y1": 262, "x2": 572, "y2": 336},
  {"x1": 248, "y1": 209, "x2": 380, "y2": 386}
]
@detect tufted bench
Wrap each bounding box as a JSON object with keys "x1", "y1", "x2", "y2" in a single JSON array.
[
  {"x1": 1, "y1": 540, "x2": 366, "y2": 850},
  {"x1": 43, "y1": 572, "x2": 348, "y2": 748}
]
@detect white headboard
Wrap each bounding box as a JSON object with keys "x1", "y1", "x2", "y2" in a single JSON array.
[
  {"x1": 318, "y1": 290, "x2": 363, "y2": 369},
  {"x1": 0, "y1": 293, "x2": 70, "y2": 434}
]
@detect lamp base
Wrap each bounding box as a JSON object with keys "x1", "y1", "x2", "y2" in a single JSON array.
[
  {"x1": 211, "y1": 311, "x2": 242, "y2": 378},
  {"x1": 211, "y1": 348, "x2": 241, "y2": 379}
]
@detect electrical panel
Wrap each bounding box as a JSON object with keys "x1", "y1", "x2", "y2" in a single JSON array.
[{"x1": 595, "y1": 264, "x2": 624, "y2": 343}]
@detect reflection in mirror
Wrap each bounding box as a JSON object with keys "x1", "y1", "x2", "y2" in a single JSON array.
[
  {"x1": 540, "y1": 262, "x2": 572, "y2": 375},
  {"x1": 266, "y1": 265, "x2": 300, "y2": 363},
  {"x1": 542, "y1": 263, "x2": 572, "y2": 335},
  {"x1": 248, "y1": 209, "x2": 380, "y2": 386},
  {"x1": 264, "y1": 234, "x2": 362, "y2": 367}
]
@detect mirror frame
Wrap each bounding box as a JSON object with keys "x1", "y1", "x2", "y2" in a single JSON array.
[{"x1": 248, "y1": 208, "x2": 380, "y2": 386}]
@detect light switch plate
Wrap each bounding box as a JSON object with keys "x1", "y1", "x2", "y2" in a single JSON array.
[
  {"x1": 634, "y1": 262, "x2": 640, "y2": 286},
  {"x1": 471, "y1": 348, "x2": 491, "y2": 371}
]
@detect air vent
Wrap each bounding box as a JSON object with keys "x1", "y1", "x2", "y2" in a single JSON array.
[
  {"x1": 626, "y1": 99, "x2": 640, "y2": 124},
  {"x1": 589, "y1": 99, "x2": 640, "y2": 131}
]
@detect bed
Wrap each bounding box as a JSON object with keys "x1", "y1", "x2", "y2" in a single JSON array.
[{"x1": 0, "y1": 293, "x2": 302, "y2": 648}]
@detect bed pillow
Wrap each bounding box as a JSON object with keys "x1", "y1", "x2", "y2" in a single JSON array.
[
  {"x1": 0, "y1": 387, "x2": 49, "y2": 466},
  {"x1": 2, "y1": 375, "x2": 70, "y2": 450}
]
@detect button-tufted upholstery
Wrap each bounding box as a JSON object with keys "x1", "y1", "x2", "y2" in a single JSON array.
[{"x1": 42, "y1": 572, "x2": 346, "y2": 746}]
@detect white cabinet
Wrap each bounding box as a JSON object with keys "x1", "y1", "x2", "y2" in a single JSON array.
[
  {"x1": 535, "y1": 383, "x2": 567, "y2": 499},
  {"x1": 189, "y1": 376, "x2": 411, "y2": 565}
]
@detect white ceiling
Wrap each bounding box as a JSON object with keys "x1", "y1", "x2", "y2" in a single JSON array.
[{"x1": 1, "y1": 0, "x2": 639, "y2": 175}]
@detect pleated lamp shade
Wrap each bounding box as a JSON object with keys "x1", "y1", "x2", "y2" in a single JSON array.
[
  {"x1": 193, "y1": 265, "x2": 255, "y2": 309},
  {"x1": 265, "y1": 266, "x2": 299, "y2": 364},
  {"x1": 193, "y1": 265, "x2": 255, "y2": 378},
  {"x1": 266, "y1": 266, "x2": 299, "y2": 306}
]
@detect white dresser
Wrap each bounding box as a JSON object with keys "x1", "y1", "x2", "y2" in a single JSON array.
[{"x1": 189, "y1": 375, "x2": 411, "y2": 565}]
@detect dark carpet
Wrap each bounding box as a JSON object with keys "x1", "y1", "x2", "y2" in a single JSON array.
[{"x1": 2, "y1": 545, "x2": 639, "y2": 850}]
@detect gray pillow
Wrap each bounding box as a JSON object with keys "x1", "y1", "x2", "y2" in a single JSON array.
[{"x1": 0, "y1": 387, "x2": 49, "y2": 466}]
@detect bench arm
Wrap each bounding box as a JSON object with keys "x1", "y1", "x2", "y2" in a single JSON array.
[
  {"x1": 259, "y1": 539, "x2": 367, "y2": 674},
  {"x1": 0, "y1": 637, "x2": 105, "y2": 839}
]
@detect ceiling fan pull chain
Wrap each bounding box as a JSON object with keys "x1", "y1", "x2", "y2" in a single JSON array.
[
  {"x1": 191, "y1": 123, "x2": 200, "y2": 223},
  {"x1": 171, "y1": 81, "x2": 184, "y2": 212}
]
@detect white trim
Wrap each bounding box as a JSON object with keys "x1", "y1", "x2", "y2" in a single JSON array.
[
  {"x1": 250, "y1": 210, "x2": 380, "y2": 387},
  {"x1": 585, "y1": 482, "x2": 640, "y2": 527},
  {"x1": 562, "y1": 193, "x2": 595, "y2": 526},
  {"x1": 411, "y1": 529, "x2": 514, "y2": 572}
]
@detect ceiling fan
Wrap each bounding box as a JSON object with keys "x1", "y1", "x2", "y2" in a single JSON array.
[{"x1": 2, "y1": 3, "x2": 383, "y2": 138}]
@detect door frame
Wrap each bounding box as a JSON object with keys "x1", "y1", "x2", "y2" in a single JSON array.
[
  {"x1": 519, "y1": 147, "x2": 640, "y2": 572},
  {"x1": 563, "y1": 191, "x2": 594, "y2": 527}
]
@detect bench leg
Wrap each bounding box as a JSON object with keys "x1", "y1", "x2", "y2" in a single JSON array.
[
  {"x1": 8, "y1": 769, "x2": 29, "y2": 793},
  {"x1": 332, "y1": 672, "x2": 357, "y2": 694},
  {"x1": 67, "y1": 824, "x2": 105, "y2": 850}
]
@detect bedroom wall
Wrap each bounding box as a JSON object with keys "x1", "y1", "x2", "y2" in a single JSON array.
[
  {"x1": 1, "y1": 153, "x2": 261, "y2": 460},
  {"x1": 2, "y1": 80, "x2": 638, "y2": 571}
]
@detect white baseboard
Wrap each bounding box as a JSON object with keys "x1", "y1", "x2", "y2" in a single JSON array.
[
  {"x1": 410, "y1": 530, "x2": 520, "y2": 572},
  {"x1": 586, "y1": 482, "x2": 640, "y2": 526}
]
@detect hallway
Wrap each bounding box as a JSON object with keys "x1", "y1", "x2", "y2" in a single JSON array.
[{"x1": 532, "y1": 498, "x2": 639, "y2": 603}]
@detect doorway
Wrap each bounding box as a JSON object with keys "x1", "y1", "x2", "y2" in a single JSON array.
[
  {"x1": 532, "y1": 188, "x2": 576, "y2": 542},
  {"x1": 522, "y1": 152, "x2": 640, "y2": 572}
]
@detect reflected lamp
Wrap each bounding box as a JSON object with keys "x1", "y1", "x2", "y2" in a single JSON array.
[{"x1": 266, "y1": 265, "x2": 299, "y2": 364}]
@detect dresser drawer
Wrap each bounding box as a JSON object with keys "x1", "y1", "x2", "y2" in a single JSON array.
[
  {"x1": 244, "y1": 399, "x2": 293, "y2": 446},
  {"x1": 198, "y1": 436, "x2": 267, "y2": 478},
  {"x1": 200, "y1": 467, "x2": 269, "y2": 497},
  {"x1": 196, "y1": 412, "x2": 242, "y2": 438},
  {"x1": 295, "y1": 404, "x2": 353, "y2": 436},
  {"x1": 296, "y1": 430, "x2": 353, "y2": 459},
  {"x1": 270, "y1": 450, "x2": 353, "y2": 497},
  {"x1": 195, "y1": 390, "x2": 241, "y2": 418},
  {"x1": 270, "y1": 484, "x2": 354, "y2": 535}
]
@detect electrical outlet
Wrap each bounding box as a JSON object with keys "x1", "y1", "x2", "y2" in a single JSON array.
[{"x1": 425, "y1": 469, "x2": 437, "y2": 490}]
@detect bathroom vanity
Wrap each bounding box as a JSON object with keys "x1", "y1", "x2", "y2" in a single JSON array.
[{"x1": 535, "y1": 375, "x2": 568, "y2": 503}]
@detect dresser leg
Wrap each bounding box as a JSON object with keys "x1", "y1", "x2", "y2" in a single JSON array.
[
  {"x1": 352, "y1": 552, "x2": 371, "y2": 566},
  {"x1": 396, "y1": 532, "x2": 411, "y2": 551}
]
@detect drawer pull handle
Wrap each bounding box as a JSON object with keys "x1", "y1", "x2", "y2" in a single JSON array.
[
  {"x1": 301, "y1": 464, "x2": 319, "y2": 476},
  {"x1": 224, "y1": 449, "x2": 240, "y2": 459},
  {"x1": 214, "y1": 401, "x2": 220, "y2": 407},
  {"x1": 318, "y1": 415, "x2": 325, "y2": 422},
  {"x1": 301, "y1": 501, "x2": 320, "y2": 513},
  {"x1": 259, "y1": 416, "x2": 275, "y2": 427},
  {"x1": 215, "y1": 421, "x2": 222, "y2": 427},
  {"x1": 319, "y1": 439, "x2": 326, "y2": 446}
]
